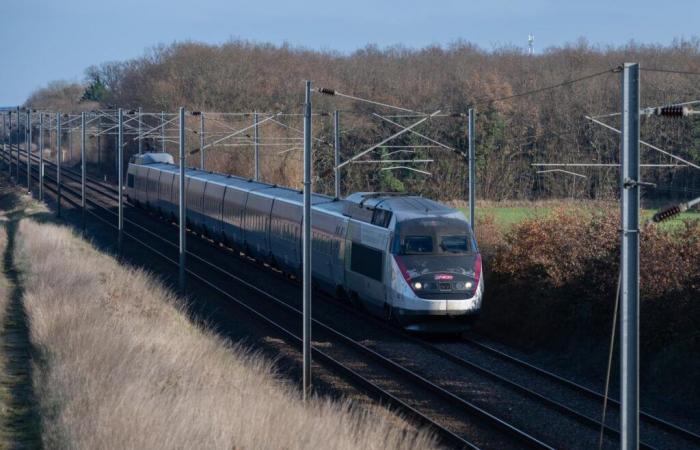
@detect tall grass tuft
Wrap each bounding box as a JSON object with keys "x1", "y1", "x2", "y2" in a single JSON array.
[{"x1": 14, "y1": 219, "x2": 438, "y2": 450}]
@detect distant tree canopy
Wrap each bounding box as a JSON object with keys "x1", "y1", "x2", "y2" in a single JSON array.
[
  {"x1": 24, "y1": 81, "x2": 98, "y2": 112},
  {"x1": 24, "y1": 38, "x2": 700, "y2": 201}
]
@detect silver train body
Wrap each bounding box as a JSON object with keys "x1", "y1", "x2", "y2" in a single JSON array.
[{"x1": 125, "y1": 153, "x2": 483, "y2": 332}]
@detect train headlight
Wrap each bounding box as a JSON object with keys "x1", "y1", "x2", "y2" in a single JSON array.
[
  {"x1": 455, "y1": 281, "x2": 473, "y2": 291},
  {"x1": 412, "y1": 281, "x2": 423, "y2": 290}
]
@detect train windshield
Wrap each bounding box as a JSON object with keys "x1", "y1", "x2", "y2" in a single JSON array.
[
  {"x1": 440, "y1": 235, "x2": 470, "y2": 253},
  {"x1": 404, "y1": 236, "x2": 434, "y2": 254},
  {"x1": 402, "y1": 235, "x2": 471, "y2": 255},
  {"x1": 396, "y1": 217, "x2": 476, "y2": 257}
]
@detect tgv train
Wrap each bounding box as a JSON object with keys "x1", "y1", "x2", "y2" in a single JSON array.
[{"x1": 125, "y1": 153, "x2": 483, "y2": 331}]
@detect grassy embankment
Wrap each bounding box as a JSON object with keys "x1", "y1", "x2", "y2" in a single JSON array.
[
  {"x1": 0, "y1": 183, "x2": 437, "y2": 450},
  {"x1": 460, "y1": 200, "x2": 700, "y2": 232},
  {"x1": 0, "y1": 188, "x2": 46, "y2": 449}
]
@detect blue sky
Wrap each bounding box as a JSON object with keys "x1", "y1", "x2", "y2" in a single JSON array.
[{"x1": 0, "y1": 0, "x2": 697, "y2": 105}]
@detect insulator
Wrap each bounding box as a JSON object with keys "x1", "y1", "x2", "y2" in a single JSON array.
[
  {"x1": 655, "y1": 105, "x2": 688, "y2": 117},
  {"x1": 318, "y1": 87, "x2": 336, "y2": 96},
  {"x1": 652, "y1": 205, "x2": 681, "y2": 223}
]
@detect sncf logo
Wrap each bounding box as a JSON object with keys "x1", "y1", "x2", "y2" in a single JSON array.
[{"x1": 434, "y1": 274, "x2": 453, "y2": 280}]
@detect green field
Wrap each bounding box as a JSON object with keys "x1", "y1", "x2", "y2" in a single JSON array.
[{"x1": 460, "y1": 204, "x2": 700, "y2": 232}]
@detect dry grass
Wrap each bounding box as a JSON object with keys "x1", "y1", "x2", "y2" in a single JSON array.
[{"x1": 13, "y1": 219, "x2": 438, "y2": 450}]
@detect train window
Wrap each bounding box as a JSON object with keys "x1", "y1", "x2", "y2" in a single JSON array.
[
  {"x1": 440, "y1": 235, "x2": 471, "y2": 253},
  {"x1": 127, "y1": 174, "x2": 134, "y2": 188},
  {"x1": 371, "y1": 209, "x2": 392, "y2": 227},
  {"x1": 350, "y1": 243, "x2": 383, "y2": 282},
  {"x1": 403, "y1": 236, "x2": 433, "y2": 254}
]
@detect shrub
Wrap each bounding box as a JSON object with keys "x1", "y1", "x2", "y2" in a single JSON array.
[{"x1": 479, "y1": 206, "x2": 700, "y2": 402}]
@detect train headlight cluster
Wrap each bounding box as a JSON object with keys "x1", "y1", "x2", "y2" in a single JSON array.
[{"x1": 412, "y1": 281, "x2": 423, "y2": 290}]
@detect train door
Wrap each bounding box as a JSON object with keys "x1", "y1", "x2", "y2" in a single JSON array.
[
  {"x1": 310, "y1": 210, "x2": 332, "y2": 289},
  {"x1": 344, "y1": 220, "x2": 390, "y2": 313},
  {"x1": 269, "y1": 198, "x2": 302, "y2": 275},
  {"x1": 202, "y1": 181, "x2": 226, "y2": 238},
  {"x1": 242, "y1": 190, "x2": 274, "y2": 261},
  {"x1": 160, "y1": 171, "x2": 176, "y2": 219},
  {"x1": 186, "y1": 176, "x2": 206, "y2": 231},
  {"x1": 221, "y1": 186, "x2": 247, "y2": 248},
  {"x1": 146, "y1": 168, "x2": 161, "y2": 207}
]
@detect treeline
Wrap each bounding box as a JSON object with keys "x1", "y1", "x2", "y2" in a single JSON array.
[{"x1": 25, "y1": 39, "x2": 700, "y2": 201}]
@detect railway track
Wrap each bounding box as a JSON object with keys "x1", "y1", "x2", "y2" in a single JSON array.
[
  {"x1": 9, "y1": 148, "x2": 700, "y2": 449},
  {"x1": 10, "y1": 151, "x2": 545, "y2": 449}
]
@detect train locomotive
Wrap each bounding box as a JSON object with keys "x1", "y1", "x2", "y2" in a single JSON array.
[{"x1": 125, "y1": 153, "x2": 483, "y2": 332}]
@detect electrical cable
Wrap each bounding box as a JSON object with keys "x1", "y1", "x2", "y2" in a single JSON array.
[
  {"x1": 317, "y1": 88, "x2": 422, "y2": 114},
  {"x1": 598, "y1": 271, "x2": 621, "y2": 450},
  {"x1": 640, "y1": 68, "x2": 700, "y2": 77},
  {"x1": 471, "y1": 67, "x2": 620, "y2": 108}
]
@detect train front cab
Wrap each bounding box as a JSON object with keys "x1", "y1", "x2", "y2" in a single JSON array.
[{"x1": 387, "y1": 216, "x2": 483, "y2": 333}]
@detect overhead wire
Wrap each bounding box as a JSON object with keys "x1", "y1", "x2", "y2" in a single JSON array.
[
  {"x1": 470, "y1": 67, "x2": 620, "y2": 108},
  {"x1": 640, "y1": 67, "x2": 700, "y2": 77}
]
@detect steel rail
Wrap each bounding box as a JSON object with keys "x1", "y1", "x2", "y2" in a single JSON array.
[{"x1": 458, "y1": 336, "x2": 700, "y2": 445}]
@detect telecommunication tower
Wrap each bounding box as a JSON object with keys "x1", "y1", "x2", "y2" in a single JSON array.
[{"x1": 528, "y1": 33, "x2": 534, "y2": 55}]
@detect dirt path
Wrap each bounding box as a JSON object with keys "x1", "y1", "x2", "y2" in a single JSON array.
[{"x1": 0, "y1": 215, "x2": 42, "y2": 449}]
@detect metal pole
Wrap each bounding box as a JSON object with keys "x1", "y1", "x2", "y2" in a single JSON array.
[
  {"x1": 254, "y1": 111, "x2": 260, "y2": 181},
  {"x1": 468, "y1": 108, "x2": 476, "y2": 230},
  {"x1": 302, "y1": 80, "x2": 312, "y2": 400},
  {"x1": 81, "y1": 112, "x2": 86, "y2": 231},
  {"x1": 56, "y1": 113, "x2": 62, "y2": 217},
  {"x1": 334, "y1": 110, "x2": 340, "y2": 198},
  {"x1": 199, "y1": 112, "x2": 205, "y2": 169},
  {"x1": 161, "y1": 111, "x2": 166, "y2": 152},
  {"x1": 118, "y1": 109, "x2": 124, "y2": 254},
  {"x1": 26, "y1": 110, "x2": 31, "y2": 192},
  {"x1": 178, "y1": 107, "x2": 186, "y2": 294},
  {"x1": 7, "y1": 111, "x2": 11, "y2": 177},
  {"x1": 620, "y1": 62, "x2": 640, "y2": 450},
  {"x1": 97, "y1": 114, "x2": 102, "y2": 170},
  {"x1": 15, "y1": 107, "x2": 20, "y2": 183},
  {"x1": 2, "y1": 112, "x2": 6, "y2": 171},
  {"x1": 5, "y1": 112, "x2": 8, "y2": 172},
  {"x1": 68, "y1": 118, "x2": 72, "y2": 162},
  {"x1": 39, "y1": 114, "x2": 44, "y2": 201},
  {"x1": 138, "y1": 107, "x2": 143, "y2": 155},
  {"x1": 4, "y1": 112, "x2": 8, "y2": 172},
  {"x1": 6, "y1": 112, "x2": 10, "y2": 173}
]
